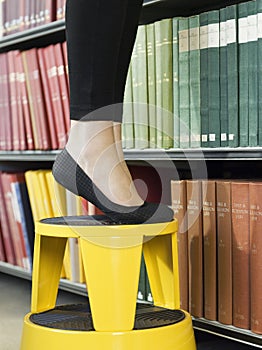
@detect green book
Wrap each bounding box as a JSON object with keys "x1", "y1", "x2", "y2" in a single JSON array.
[
  {"x1": 161, "y1": 18, "x2": 173, "y2": 149},
  {"x1": 189, "y1": 15, "x2": 201, "y2": 148},
  {"x1": 238, "y1": 2, "x2": 249, "y2": 147},
  {"x1": 258, "y1": 0, "x2": 262, "y2": 145},
  {"x1": 226, "y1": 5, "x2": 238, "y2": 147},
  {"x1": 178, "y1": 17, "x2": 190, "y2": 148},
  {"x1": 200, "y1": 12, "x2": 209, "y2": 147},
  {"x1": 207, "y1": 10, "x2": 220, "y2": 148},
  {"x1": 173, "y1": 17, "x2": 180, "y2": 148},
  {"x1": 155, "y1": 20, "x2": 163, "y2": 148},
  {"x1": 247, "y1": 1, "x2": 258, "y2": 147},
  {"x1": 219, "y1": 7, "x2": 228, "y2": 147},
  {"x1": 145, "y1": 267, "x2": 153, "y2": 303},
  {"x1": 146, "y1": 23, "x2": 157, "y2": 148},
  {"x1": 122, "y1": 66, "x2": 134, "y2": 149},
  {"x1": 131, "y1": 25, "x2": 149, "y2": 149},
  {"x1": 138, "y1": 253, "x2": 146, "y2": 301}
]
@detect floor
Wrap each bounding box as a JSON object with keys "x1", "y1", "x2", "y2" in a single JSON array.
[{"x1": 0, "y1": 273, "x2": 257, "y2": 350}]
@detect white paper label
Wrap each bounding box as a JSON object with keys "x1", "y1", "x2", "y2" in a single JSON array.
[
  {"x1": 189, "y1": 27, "x2": 199, "y2": 50},
  {"x1": 229, "y1": 134, "x2": 235, "y2": 141},
  {"x1": 226, "y1": 19, "x2": 237, "y2": 44},
  {"x1": 200, "y1": 25, "x2": 208, "y2": 49},
  {"x1": 208, "y1": 23, "x2": 220, "y2": 47},
  {"x1": 221, "y1": 133, "x2": 227, "y2": 141},
  {"x1": 258, "y1": 13, "x2": 262, "y2": 38},
  {"x1": 220, "y1": 21, "x2": 227, "y2": 47},
  {"x1": 248, "y1": 14, "x2": 258, "y2": 42},
  {"x1": 209, "y1": 134, "x2": 216, "y2": 142},
  {"x1": 238, "y1": 17, "x2": 248, "y2": 43},
  {"x1": 202, "y1": 134, "x2": 208, "y2": 142},
  {"x1": 179, "y1": 29, "x2": 189, "y2": 52}
]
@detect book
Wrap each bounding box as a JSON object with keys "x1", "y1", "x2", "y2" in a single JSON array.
[
  {"x1": 171, "y1": 180, "x2": 188, "y2": 311},
  {"x1": 219, "y1": 7, "x2": 228, "y2": 147},
  {"x1": 258, "y1": 0, "x2": 262, "y2": 146},
  {"x1": 216, "y1": 180, "x2": 232, "y2": 325},
  {"x1": 0, "y1": 224, "x2": 6, "y2": 262},
  {"x1": 226, "y1": 5, "x2": 238, "y2": 147},
  {"x1": 249, "y1": 182, "x2": 262, "y2": 334},
  {"x1": 189, "y1": 15, "x2": 201, "y2": 148},
  {"x1": 178, "y1": 17, "x2": 190, "y2": 148},
  {"x1": 138, "y1": 253, "x2": 146, "y2": 301},
  {"x1": 200, "y1": 12, "x2": 209, "y2": 147},
  {"x1": 160, "y1": 18, "x2": 173, "y2": 149},
  {"x1": 238, "y1": 2, "x2": 249, "y2": 147},
  {"x1": 1, "y1": 53, "x2": 12, "y2": 150},
  {"x1": 202, "y1": 180, "x2": 217, "y2": 321},
  {"x1": 123, "y1": 66, "x2": 134, "y2": 149},
  {"x1": 231, "y1": 181, "x2": 250, "y2": 330},
  {"x1": 207, "y1": 10, "x2": 220, "y2": 147},
  {"x1": 146, "y1": 22, "x2": 157, "y2": 148},
  {"x1": 186, "y1": 180, "x2": 203, "y2": 318},
  {"x1": 247, "y1": 1, "x2": 258, "y2": 147},
  {"x1": 172, "y1": 17, "x2": 180, "y2": 148}
]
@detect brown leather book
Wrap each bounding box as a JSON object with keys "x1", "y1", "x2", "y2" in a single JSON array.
[
  {"x1": 171, "y1": 180, "x2": 188, "y2": 311},
  {"x1": 0, "y1": 54, "x2": 7, "y2": 150},
  {"x1": 1, "y1": 54, "x2": 12, "y2": 150},
  {"x1": 249, "y1": 182, "x2": 262, "y2": 334},
  {"x1": 0, "y1": 224, "x2": 6, "y2": 262},
  {"x1": 186, "y1": 180, "x2": 203, "y2": 318},
  {"x1": 231, "y1": 181, "x2": 250, "y2": 330},
  {"x1": 23, "y1": 0, "x2": 30, "y2": 30},
  {"x1": 216, "y1": 180, "x2": 232, "y2": 325},
  {"x1": 202, "y1": 180, "x2": 217, "y2": 321},
  {"x1": 62, "y1": 41, "x2": 69, "y2": 91}
]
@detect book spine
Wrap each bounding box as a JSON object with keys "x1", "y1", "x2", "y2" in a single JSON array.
[
  {"x1": 0, "y1": 54, "x2": 6, "y2": 150},
  {"x1": 249, "y1": 182, "x2": 262, "y2": 334},
  {"x1": 258, "y1": 0, "x2": 262, "y2": 145},
  {"x1": 187, "y1": 180, "x2": 203, "y2": 317},
  {"x1": 171, "y1": 180, "x2": 188, "y2": 311},
  {"x1": 200, "y1": 12, "x2": 209, "y2": 147},
  {"x1": 219, "y1": 7, "x2": 228, "y2": 146},
  {"x1": 172, "y1": 17, "x2": 180, "y2": 148},
  {"x1": 231, "y1": 182, "x2": 250, "y2": 329},
  {"x1": 161, "y1": 18, "x2": 173, "y2": 149},
  {"x1": 226, "y1": 5, "x2": 239, "y2": 147},
  {"x1": 247, "y1": 1, "x2": 258, "y2": 147},
  {"x1": 207, "y1": 10, "x2": 220, "y2": 147},
  {"x1": 216, "y1": 180, "x2": 233, "y2": 325},
  {"x1": 238, "y1": 2, "x2": 249, "y2": 147},
  {"x1": 146, "y1": 23, "x2": 156, "y2": 148},
  {"x1": 189, "y1": 15, "x2": 201, "y2": 148},
  {"x1": 178, "y1": 17, "x2": 190, "y2": 148},
  {"x1": 202, "y1": 180, "x2": 217, "y2": 321},
  {"x1": 123, "y1": 66, "x2": 134, "y2": 149},
  {"x1": 0, "y1": 224, "x2": 6, "y2": 262}
]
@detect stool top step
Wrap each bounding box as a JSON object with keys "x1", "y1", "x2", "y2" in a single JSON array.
[{"x1": 35, "y1": 215, "x2": 177, "y2": 240}]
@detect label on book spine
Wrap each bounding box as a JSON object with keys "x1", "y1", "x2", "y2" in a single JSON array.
[
  {"x1": 258, "y1": 13, "x2": 262, "y2": 38},
  {"x1": 239, "y1": 18, "x2": 248, "y2": 43},
  {"x1": 189, "y1": 27, "x2": 199, "y2": 50},
  {"x1": 200, "y1": 25, "x2": 208, "y2": 49},
  {"x1": 208, "y1": 23, "x2": 219, "y2": 47},
  {"x1": 226, "y1": 19, "x2": 237, "y2": 44},
  {"x1": 220, "y1": 21, "x2": 227, "y2": 47},
  {"x1": 179, "y1": 29, "x2": 189, "y2": 52},
  {"x1": 248, "y1": 15, "x2": 258, "y2": 42}
]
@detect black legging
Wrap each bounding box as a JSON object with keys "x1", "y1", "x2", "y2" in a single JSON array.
[{"x1": 66, "y1": 0, "x2": 143, "y2": 122}]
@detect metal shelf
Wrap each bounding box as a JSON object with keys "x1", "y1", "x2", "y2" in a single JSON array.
[{"x1": 1, "y1": 148, "x2": 262, "y2": 162}]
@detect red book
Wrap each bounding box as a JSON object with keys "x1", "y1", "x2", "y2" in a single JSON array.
[
  {"x1": 186, "y1": 180, "x2": 203, "y2": 318},
  {"x1": 42, "y1": 45, "x2": 67, "y2": 149},
  {"x1": 2, "y1": 53, "x2": 13, "y2": 150},
  {"x1": 171, "y1": 179, "x2": 189, "y2": 311},
  {"x1": 37, "y1": 48, "x2": 59, "y2": 149},
  {"x1": 7, "y1": 51, "x2": 20, "y2": 150},
  {"x1": 0, "y1": 172, "x2": 25, "y2": 268},
  {"x1": 45, "y1": 0, "x2": 55, "y2": 24},
  {"x1": 202, "y1": 180, "x2": 217, "y2": 321},
  {"x1": 54, "y1": 43, "x2": 70, "y2": 134},
  {"x1": 0, "y1": 54, "x2": 6, "y2": 150},
  {"x1": 14, "y1": 50, "x2": 34, "y2": 150},
  {"x1": 231, "y1": 181, "x2": 250, "y2": 330},
  {"x1": 24, "y1": 0, "x2": 30, "y2": 30},
  {"x1": 216, "y1": 180, "x2": 233, "y2": 325},
  {"x1": 62, "y1": 41, "x2": 69, "y2": 92},
  {"x1": 249, "y1": 182, "x2": 262, "y2": 334},
  {"x1": 0, "y1": 223, "x2": 7, "y2": 262},
  {"x1": 0, "y1": 173, "x2": 16, "y2": 265}
]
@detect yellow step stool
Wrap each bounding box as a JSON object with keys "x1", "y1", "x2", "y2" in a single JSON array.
[{"x1": 20, "y1": 215, "x2": 196, "y2": 350}]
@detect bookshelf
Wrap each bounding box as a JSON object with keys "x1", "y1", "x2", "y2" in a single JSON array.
[{"x1": 0, "y1": 0, "x2": 262, "y2": 348}]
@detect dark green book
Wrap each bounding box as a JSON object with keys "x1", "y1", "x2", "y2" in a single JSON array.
[
  {"x1": 200, "y1": 12, "x2": 209, "y2": 147},
  {"x1": 219, "y1": 7, "x2": 228, "y2": 147},
  {"x1": 161, "y1": 18, "x2": 173, "y2": 149},
  {"x1": 247, "y1": 1, "x2": 258, "y2": 147},
  {"x1": 226, "y1": 5, "x2": 239, "y2": 147},
  {"x1": 189, "y1": 15, "x2": 201, "y2": 148},
  {"x1": 131, "y1": 25, "x2": 149, "y2": 149},
  {"x1": 173, "y1": 17, "x2": 180, "y2": 148},
  {"x1": 238, "y1": 2, "x2": 249, "y2": 147},
  {"x1": 138, "y1": 253, "x2": 146, "y2": 301},
  {"x1": 123, "y1": 66, "x2": 134, "y2": 148},
  {"x1": 207, "y1": 10, "x2": 220, "y2": 148},
  {"x1": 258, "y1": 0, "x2": 262, "y2": 145},
  {"x1": 146, "y1": 23, "x2": 157, "y2": 148},
  {"x1": 179, "y1": 17, "x2": 190, "y2": 148},
  {"x1": 155, "y1": 20, "x2": 163, "y2": 148}
]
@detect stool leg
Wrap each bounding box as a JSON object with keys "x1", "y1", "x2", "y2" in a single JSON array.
[
  {"x1": 80, "y1": 235, "x2": 143, "y2": 332},
  {"x1": 143, "y1": 232, "x2": 180, "y2": 309},
  {"x1": 31, "y1": 234, "x2": 67, "y2": 313}
]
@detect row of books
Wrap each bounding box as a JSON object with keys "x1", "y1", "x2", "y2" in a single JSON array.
[
  {"x1": 171, "y1": 179, "x2": 262, "y2": 335},
  {"x1": 0, "y1": 43, "x2": 70, "y2": 151},
  {"x1": 123, "y1": 0, "x2": 262, "y2": 149},
  {"x1": 0, "y1": 0, "x2": 66, "y2": 37}
]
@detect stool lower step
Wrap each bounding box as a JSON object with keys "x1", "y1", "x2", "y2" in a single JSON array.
[{"x1": 29, "y1": 302, "x2": 185, "y2": 331}]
